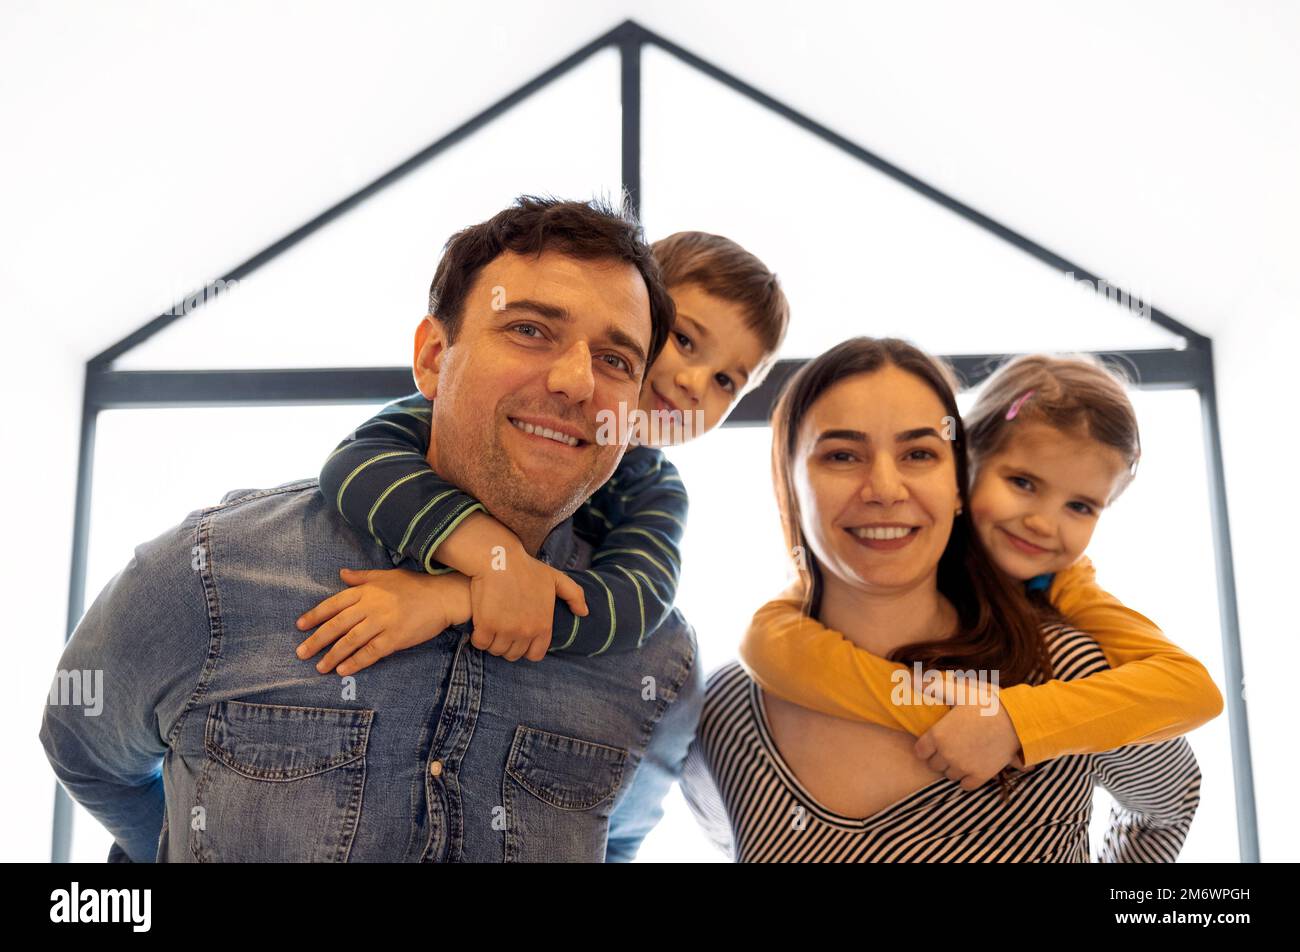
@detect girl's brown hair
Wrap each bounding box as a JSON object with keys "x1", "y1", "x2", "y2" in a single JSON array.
[
  {"x1": 965, "y1": 353, "x2": 1141, "y2": 502},
  {"x1": 769, "y1": 337, "x2": 1053, "y2": 689},
  {"x1": 651, "y1": 231, "x2": 789, "y2": 386}
]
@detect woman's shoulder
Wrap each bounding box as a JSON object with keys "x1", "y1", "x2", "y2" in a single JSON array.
[
  {"x1": 1035, "y1": 621, "x2": 1111, "y2": 682},
  {"x1": 697, "y1": 660, "x2": 760, "y2": 732}
]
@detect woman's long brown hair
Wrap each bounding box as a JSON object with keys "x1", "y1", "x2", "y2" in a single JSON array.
[{"x1": 769, "y1": 336, "x2": 1054, "y2": 695}]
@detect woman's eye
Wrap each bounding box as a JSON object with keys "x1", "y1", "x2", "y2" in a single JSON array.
[
  {"x1": 715, "y1": 373, "x2": 736, "y2": 394},
  {"x1": 674, "y1": 331, "x2": 693, "y2": 352},
  {"x1": 824, "y1": 450, "x2": 856, "y2": 463},
  {"x1": 905, "y1": 449, "x2": 935, "y2": 462}
]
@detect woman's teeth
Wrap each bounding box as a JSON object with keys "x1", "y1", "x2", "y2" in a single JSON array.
[
  {"x1": 851, "y1": 526, "x2": 915, "y2": 541},
  {"x1": 511, "y1": 418, "x2": 579, "y2": 447}
]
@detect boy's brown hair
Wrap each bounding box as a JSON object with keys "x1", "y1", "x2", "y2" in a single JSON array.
[
  {"x1": 965, "y1": 354, "x2": 1142, "y2": 503},
  {"x1": 651, "y1": 231, "x2": 789, "y2": 386}
]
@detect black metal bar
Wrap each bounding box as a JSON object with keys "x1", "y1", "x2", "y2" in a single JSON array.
[
  {"x1": 52, "y1": 372, "x2": 100, "y2": 862},
  {"x1": 87, "y1": 22, "x2": 631, "y2": 371},
  {"x1": 634, "y1": 22, "x2": 1205, "y2": 351},
  {"x1": 726, "y1": 349, "x2": 1204, "y2": 425},
  {"x1": 89, "y1": 367, "x2": 415, "y2": 409},
  {"x1": 619, "y1": 26, "x2": 642, "y2": 218},
  {"x1": 1197, "y1": 344, "x2": 1259, "y2": 861},
  {"x1": 83, "y1": 348, "x2": 1201, "y2": 416}
]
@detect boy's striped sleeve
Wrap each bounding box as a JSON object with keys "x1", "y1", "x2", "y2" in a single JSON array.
[
  {"x1": 549, "y1": 446, "x2": 688, "y2": 656},
  {"x1": 318, "y1": 392, "x2": 483, "y2": 574}
]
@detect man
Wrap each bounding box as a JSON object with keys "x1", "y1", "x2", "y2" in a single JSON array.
[{"x1": 41, "y1": 196, "x2": 704, "y2": 862}]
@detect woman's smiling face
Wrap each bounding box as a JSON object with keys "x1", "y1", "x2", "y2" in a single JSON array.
[
  {"x1": 968, "y1": 421, "x2": 1129, "y2": 580},
  {"x1": 793, "y1": 364, "x2": 962, "y2": 595}
]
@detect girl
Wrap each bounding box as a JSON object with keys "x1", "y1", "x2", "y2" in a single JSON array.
[{"x1": 738, "y1": 352, "x2": 1223, "y2": 786}]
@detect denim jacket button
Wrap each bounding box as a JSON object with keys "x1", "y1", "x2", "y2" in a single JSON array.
[{"x1": 429, "y1": 760, "x2": 443, "y2": 777}]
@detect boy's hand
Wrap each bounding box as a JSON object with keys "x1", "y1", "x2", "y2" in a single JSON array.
[
  {"x1": 913, "y1": 688, "x2": 1026, "y2": 790},
  {"x1": 467, "y1": 547, "x2": 589, "y2": 663},
  {"x1": 294, "y1": 568, "x2": 472, "y2": 676}
]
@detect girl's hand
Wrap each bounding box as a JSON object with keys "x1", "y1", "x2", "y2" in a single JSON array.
[
  {"x1": 913, "y1": 693, "x2": 1026, "y2": 790},
  {"x1": 467, "y1": 550, "x2": 588, "y2": 663},
  {"x1": 294, "y1": 568, "x2": 471, "y2": 676}
]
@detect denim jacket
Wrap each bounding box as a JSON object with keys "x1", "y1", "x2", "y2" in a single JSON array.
[{"x1": 41, "y1": 478, "x2": 704, "y2": 862}]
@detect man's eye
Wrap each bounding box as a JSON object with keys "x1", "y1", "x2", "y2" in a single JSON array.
[
  {"x1": 674, "y1": 331, "x2": 693, "y2": 352},
  {"x1": 599, "y1": 353, "x2": 631, "y2": 373},
  {"x1": 512, "y1": 323, "x2": 543, "y2": 338}
]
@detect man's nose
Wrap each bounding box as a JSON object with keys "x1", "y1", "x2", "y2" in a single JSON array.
[{"x1": 547, "y1": 340, "x2": 596, "y2": 404}]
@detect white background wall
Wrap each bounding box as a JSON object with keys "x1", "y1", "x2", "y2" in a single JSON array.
[{"x1": 2, "y1": 0, "x2": 1296, "y2": 861}]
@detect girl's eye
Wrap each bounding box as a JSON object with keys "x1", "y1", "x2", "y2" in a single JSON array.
[
  {"x1": 715, "y1": 372, "x2": 736, "y2": 394},
  {"x1": 599, "y1": 353, "x2": 631, "y2": 373},
  {"x1": 1009, "y1": 475, "x2": 1033, "y2": 491},
  {"x1": 674, "y1": 331, "x2": 693, "y2": 352},
  {"x1": 1068, "y1": 501, "x2": 1095, "y2": 516}
]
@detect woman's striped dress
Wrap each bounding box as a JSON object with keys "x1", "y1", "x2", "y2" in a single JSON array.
[{"x1": 680, "y1": 624, "x2": 1201, "y2": 862}]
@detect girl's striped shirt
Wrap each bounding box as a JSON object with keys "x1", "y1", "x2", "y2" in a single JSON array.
[
  {"x1": 318, "y1": 391, "x2": 687, "y2": 655},
  {"x1": 681, "y1": 624, "x2": 1201, "y2": 862}
]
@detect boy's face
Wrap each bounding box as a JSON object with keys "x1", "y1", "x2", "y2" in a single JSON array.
[
  {"x1": 968, "y1": 421, "x2": 1128, "y2": 580},
  {"x1": 636, "y1": 283, "x2": 769, "y2": 446}
]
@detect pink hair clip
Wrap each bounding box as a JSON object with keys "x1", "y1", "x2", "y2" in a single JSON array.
[{"x1": 1005, "y1": 389, "x2": 1036, "y2": 421}]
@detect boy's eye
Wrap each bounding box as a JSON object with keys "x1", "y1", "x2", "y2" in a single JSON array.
[
  {"x1": 715, "y1": 372, "x2": 736, "y2": 394},
  {"x1": 599, "y1": 353, "x2": 632, "y2": 373},
  {"x1": 674, "y1": 330, "x2": 693, "y2": 352}
]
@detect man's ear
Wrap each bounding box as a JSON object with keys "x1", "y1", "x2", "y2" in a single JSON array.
[{"x1": 413, "y1": 314, "x2": 448, "y2": 400}]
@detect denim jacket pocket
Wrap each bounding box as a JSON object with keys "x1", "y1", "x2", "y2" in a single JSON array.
[
  {"x1": 502, "y1": 725, "x2": 628, "y2": 862},
  {"x1": 191, "y1": 700, "x2": 373, "y2": 862}
]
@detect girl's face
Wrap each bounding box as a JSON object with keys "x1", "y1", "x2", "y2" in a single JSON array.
[
  {"x1": 792, "y1": 365, "x2": 961, "y2": 596},
  {"x1": 969, "y1": 421, "x2": 1129, "y2": 580},
  {"x1": 637, "y1": 283, "x2": 769, "y2": 446}
]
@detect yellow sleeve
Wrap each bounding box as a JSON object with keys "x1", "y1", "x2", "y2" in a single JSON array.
[
  {"x1": 999, "y1": 556, "x2": 1224, "y2": 766},
  {"x1": 737, "y1": 580, "x2": 948, "y2": 736}
]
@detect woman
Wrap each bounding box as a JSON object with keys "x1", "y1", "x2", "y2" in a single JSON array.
[{"x1": 679, "y1": 337, "x2": 1200, "y2": 862}]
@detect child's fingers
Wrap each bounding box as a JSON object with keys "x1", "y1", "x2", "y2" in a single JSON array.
[
  {"x1": 296, "y1": 604, "x2": 367, "y2": 660},
  {"x1": 296, "y1": 586, "x2": 363, "y2": 631},
  {"x1": 502, "y1": 638, "x2": 530, "y2": 663},
  {"x1": 524, "y1": 635, "x2": 549, "y2": 663},
  {"x1": 339, "y1": 567, "x2": 380, "y2": 583},
  {"x1": 469, "y1": 621, "x2": 495, "y2": 652},
  {"x1": 317, "y1": 617, "x2": 382, "y2": 673},
  {"x1": 335, "y1": 634, "x2": 397, "y2": 677},
  {"x1": 552, "y1": 572, "x2": 589, "y2": 617}
]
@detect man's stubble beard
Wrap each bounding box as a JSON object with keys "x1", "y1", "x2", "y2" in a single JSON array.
[{"x1": 440, "y1": 415, "x2": 615, "y2": 538}]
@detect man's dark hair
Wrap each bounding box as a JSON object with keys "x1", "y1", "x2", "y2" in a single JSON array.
[{"x1": 427, "y1": 194, "x2": 675, "y2": 370}]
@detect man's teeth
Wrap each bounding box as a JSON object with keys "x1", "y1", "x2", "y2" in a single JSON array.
[
  {"x1": 851, "y1": 526, "x2": 914, "y2": 541},
  {"x1": 510, "y1": 418, "x2": 579, "y2": 447}
]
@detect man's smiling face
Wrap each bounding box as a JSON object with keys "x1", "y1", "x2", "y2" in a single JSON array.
[{"x1": 414, "y1": 249, "x2": 653, "y2": 551}]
